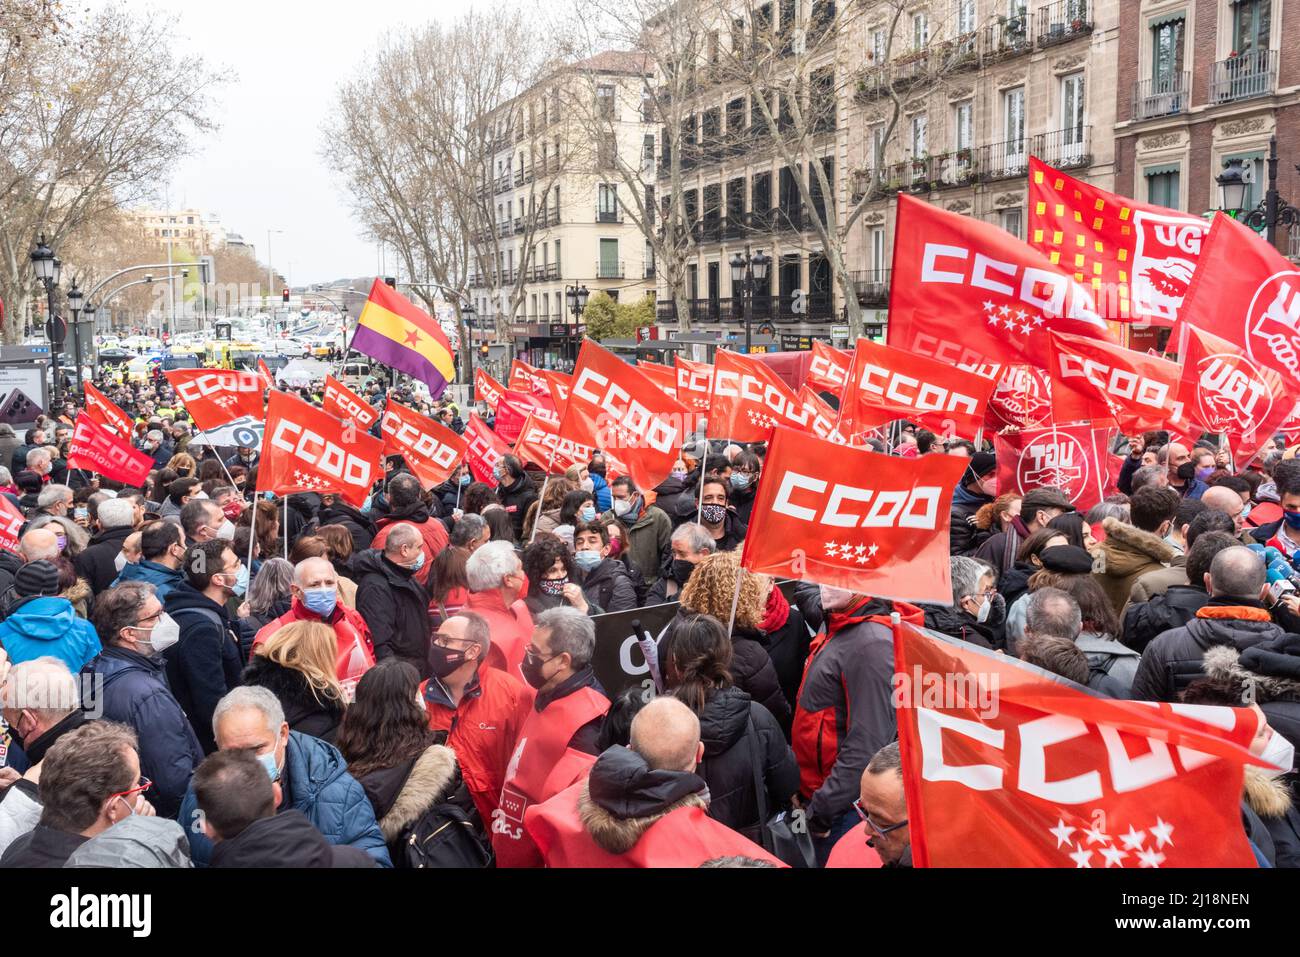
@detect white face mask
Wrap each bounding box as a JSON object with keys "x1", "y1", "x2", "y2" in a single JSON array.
[
  {"x1": 114, "y1": 550, "x2": 129, "y2": 573},
  {"x1": 134, "y1": 612, "x2": 180, "y2": 655},
  {"x1": 580, "y1": 478, "x2": 595, "y2": 493},
  {"x1": 216, "y1": 519, "x2": 236, "y2": 541},
  {"x1": 819, "y1": 584, "x2": 856, "y2": 612},
  {"x1": 613, "y1": 499, "x2": 632, "y2": 518},
  {"x1": 975, "y1": 595, "x2": 992, "y2": 624},
  {"x1": 1262, "y1": 728, "x2": 1295, "y2": 779}
]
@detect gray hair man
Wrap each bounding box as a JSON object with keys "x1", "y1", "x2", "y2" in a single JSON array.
[
  {"x1": 18, "y1": 527, "x2": 59, "y2": 564},
  {"x1": 669, "y1": 522, "x2": 716, "y2": 592},
  {"x1": 36, "y1": 484, "x2": 73, "y2": 518},
  {"x1": 25, "y1": 447, "x2": 51, "y2": 478},
  {"x1": 354, "y1": 522, "x2": 438, "y2": 679},
  {"x1": 0, "y1": 657, "x2": 83, "y2": 769},
  {"x1": 463, "y1": 539, "x2": 531, "y2": 671}
]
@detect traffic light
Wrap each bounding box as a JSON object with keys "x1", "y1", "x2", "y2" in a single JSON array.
[
  {"x1": 479, "y1": 343, "x2": 489, "y2": 358},
  {"x1": 282, "y1": 288, "x2": 290, "y2": 303}
]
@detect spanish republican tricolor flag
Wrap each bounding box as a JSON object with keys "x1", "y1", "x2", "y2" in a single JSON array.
[{"x1": 352, "y1": 278, "x2": 455, "y2": 399}]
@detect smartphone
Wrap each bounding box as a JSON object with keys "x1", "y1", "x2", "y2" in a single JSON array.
[{"x1": 74, "y1": 506, "x2": 89, "y2": 521}]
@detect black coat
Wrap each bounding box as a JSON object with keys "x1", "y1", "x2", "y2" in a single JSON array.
[
  {"x1": 920, "y1": 602, "x2": 997, "y2": 649},
  {"x1": 1120, "y1": 585, "x2": 1209, "y2": 653},
  {"x1": 693, "y1": 686, "x2": 799, "y2": 843},
  {"x1": 74, "y1": 524, "x2": 135, "y2": 596},
  {"x1": 163, "y1": 583, "x2": 245, "y2": 755},
  {"x1": 949, "y1": 486, "x2": 994, "y2": 556},
  {"x1": 237, "y1": 597, "x2": 292, "y2": 663},
  {"x1": 497, "y1": 473, "x2": 538, "y2": 541},
  {"x1": 580, "y1": 558, "x2": 638, "y2": 615},
  {"x1": 652, "y1": 473, "x2": 699, "y2": 527},
  {"x1": 735, "y1": 611, "x2": 810, "y2": 739},
  {"x1": 209, "y1": 810, "x2": 377, "y2": 868},
  {"x1": 242, "y1": 655, "x2": 345, "y2": 743},
  {"x1": 0, "y1": 825, "x2": 88, "y2": 868},
  {"x1": 353, "y1": 549, "x2": 433, "y2": 679},
  {"x1": 316, "y1": 501, "x2": 376, "y2": 553},
  {"x1": 708, "y1": 508, "x2": 748, "y2": 552},
  {"x1": 730, "y1": 482, "x2": 758, "y2": 527}
]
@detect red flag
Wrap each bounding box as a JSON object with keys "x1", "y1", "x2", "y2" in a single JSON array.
[
  {"x1": 542, "y1": 370, "x2": 572, "y2": 417},
  {"x1": 475, "y1": 368, "x2": 506, "y2": 412},
  {"x1": 887, "y1": 192, "x2": 1116, "y2": 373},
  {"x1": 674, "y1": 355, "x2": 714, "y2": 413},
  {"x1": 1047, "y1": 331, "x2": 1189, "y2": 435},
  {"x1": 637, "y1": 361, "x2": 678, "y2": 400},
  {"x1": 0, "y1": 495, "x2": 23, "y2": 554},
  {"x1": 68, "y1": 415, "x2": 155, "y2": 486},
  {"x1": 509, "y1": 358, "x2": 550, "y2": 397},
  {"x1": 83, "y1": 382, "x2": 134, "y2": 438},
  {"x1": 838, "y1": 338, "x2": 994, "y2": 440},
  {"x1": 494, "y1": 390, "x2": 559, "y2": 445},
  {"x1": 380, "y1": 398, "x2": 467, "y2": 490},
  {"x1": 164, "y1": 369, "x2": 265, "y2": 432},
  {"x1": 464, "y1": 413, "x2": 511, "y2": 486},
  {"x1": 513, "y1": 411, "x2": 625, "y2": 478},
  {"x1": 985, "y1": 366, "x2": 1054, "y2": 432},
  {"x1": 739, "y1": 425, "x2": 966, "y2": 603},
  {"x1": 894, "y1": 621, "x2": 1262, "y2": 867},
  {"x1": 1028, "y1": 156, "x2": 1209, "y2": 325},
  {"x1": 322, "y1": 375, "x2": 379, "y2": 431},
  {"x1": 995, "y1": 423, "x2": 1113, "y2": 513},
  {"x1": 1174, "y1": 211, "x2": 1300, "y2": 386},
  {"x1": 1176, "y1": 324, "x2": 1293, "y2": 464},
  {"x1": 257, "y1": 359, "x2": 275, "y2": 390},
  {"x1": 259, "y1": 391, "x2": 382, "y2": 507},
  {"x1": 807, "y1": 340, "x2": 850, "y2": 393},
  {"x1": 711, "y1": 350, "x2": 847, "y2": 444},
  {"x1": 563, "y1": 340, "x2": 693, "y2": 492}
]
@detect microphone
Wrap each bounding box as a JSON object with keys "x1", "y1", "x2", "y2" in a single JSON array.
[
  {"x1": 1266, "y1": 560, "x2": 1298, "y2": 605},
  {"x1": 1248, "y1": 543, "x2": 1286, "y2": 568}
]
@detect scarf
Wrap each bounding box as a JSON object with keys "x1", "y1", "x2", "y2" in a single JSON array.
[{"x1": 759, "y1": 584, "x2": 790, "y2": 633}]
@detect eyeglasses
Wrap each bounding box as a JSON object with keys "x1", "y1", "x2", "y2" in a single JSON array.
[
  {"x1": 432, "y1": 633, "x2": 475, "y2": 649},
  {"x1": 853, "y1": 798, "x2": 907, "y2": 838},
  {"x1": 110, "y1": 777, "x2": 153, "y2": 803}
]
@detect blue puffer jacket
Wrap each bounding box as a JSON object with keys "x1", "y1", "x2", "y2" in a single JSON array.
[
  {"x1": 111, "y1": 560, "x2": 184, "y2": 602},
  {"x1": 590, "y1": 473, "x2": 612, "y2": 513},
  {"x1": 81, "y1": 646, "x2": 203, "y2": 819},
  {"x1": 178, "y1": 730, "x2": 391, "y2": 867},
  {"x1": 0, "y1": 596, "x2": 101, "y2": 673}
]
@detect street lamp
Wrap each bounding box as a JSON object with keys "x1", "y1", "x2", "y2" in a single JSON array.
[
  {"x1": 30, "y1": 234, "x2": 63, "y2": 408},
  {"x1": 565, "y1": 284, "x2": 589, "y2": 369},
  {"x1": 1217, "y1": 137, "x2": 1300, "y2": 246},
  {"x1": 66, "y1": 281, "x2": 84, "y2": 393},
  {"x1": 729, "y1": 248, "x2": 771, "y2": 354}
]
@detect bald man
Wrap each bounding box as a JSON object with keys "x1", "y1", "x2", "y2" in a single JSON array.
[
  {"x1": 523, "y1": 697, "x2": 780, "y2": 867},
  {"x1": 1160, "y1": 442, "x2": 1208, "y2": 499},
  {"x1": 1200, "y1": 484, "x2": 1247, "y2": 537},
  {"x1": 19, "y1": 528, "x2": 59, "y2": 564},
  {"x1": 250, "y1": 555, "x2": 374, "y2": 696}
]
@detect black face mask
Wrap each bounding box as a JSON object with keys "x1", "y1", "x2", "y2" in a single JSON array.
[
  {"x1": 672, "y1": 559, "x2": 695, "y2": 586},
  {"x1": 428, "y1": 643, "x2": 468, "y2": 678},
  {"x1": 520, "y1": 652, "x2": 551, "y2": 690},
  {"x1": 1176, "y1": 461, "x2": 1196, "y2": 482}
]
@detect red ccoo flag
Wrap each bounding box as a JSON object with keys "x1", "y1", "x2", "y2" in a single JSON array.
[
  {"x1": 563, "y1": 340, "x2": 693, "y2": 492},
  {"x1": 740, "y1": 426, "x2": 966, "y2": 603},
  {"x1": 514, "y1": 411, "x2": 625, "y2": 478},
  {"x1": 0, "y1": 494, "x2": 23, "y2": 555},
  {"x1": 83, "y1": 382, "x2": 134, "y2": 438},
  {"x1": 323, "y1": 375, "x2": 379, "y2": 431},
  {"x1": 837, "y1": 338, "x2": 994, "y2": 440},
  {"x1": 68, "y1": 415, "x2": 155, "y2": 486},
  {"x1": 674, "y1": 355, "x2": 714, "y2": 413},
  {"x1": 380, "y1": 398, "x2": 467, "y2": 489},
  {"x1": 887, "y1": 192, "x2": 1116, "y2": 374},
  {"x1": 464, "y1": 413, "x2": 511, "y2": 486},
  {"x1": 1028, "y1": 156, "x2": 1209, "y2": 325},
  {"x1": 894, "y1": 621, "x2": 1263, "y2": 867},
  {"x1": 257, "y1": 358, "x2": 275, "y2": 390},
  {"x1": 1047, "y1": 330, "x2": 1189, "y2": 436},
  {"x1": 259, "y1": 391, "x2": 382, "y2": 508},
  {"x1": 711, "y1": 349, "x2": 847, "y2": 444},
  {"x1": 494, "y1": 390, "x2": 559, "y2": 445},
  {"x1": 164, "y1": 369, "x2": 265, "y2": 432},
  {"x1": 995, "y1": 423, "x2": 1114, "y2": 513},
  {"x1": 637, "y1": 360, "x2": 679, "y2": 401},
  {"x1": 509, "y1": 358, "x2": 550, "y2": 397},
  {"x1": 807, "y1": 340, "x2": 850, "y2": 394},
  {"x1": 475, "y1": 368, "x2": 506, "y2": 412},
  {"x1": 542, "y1": 370, "x2": 572, "y2": 417}
]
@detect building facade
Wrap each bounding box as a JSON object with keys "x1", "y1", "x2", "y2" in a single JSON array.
[{"x1": 126, "y1": 207, "x2": 230, "y2": 254}]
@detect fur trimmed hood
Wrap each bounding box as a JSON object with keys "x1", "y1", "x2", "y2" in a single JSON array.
[
  {"x1": 577, "y1": 780, "x2": 708, "y2": 855},
  {"x1": 377, "y1": 745, "x2": 459, "y2": 841},
  {"x1": 1244, "y1": 766, "x2": 1294, "y2": 819},
  {"x1": 1203, "y1": 644, "x2": 1300, "y2": 702},
  {"x1": 1100, "y1": 517, "x2": 1176, "y2": 572},
  {"x1": 576, "y1": 745, "x2": 710, "y2": 854}
]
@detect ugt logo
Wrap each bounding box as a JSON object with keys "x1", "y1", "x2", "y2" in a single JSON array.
[
  {"x1": 1246, "y1": 271, "x2": 1300, "y2": 378},
  {"x1": 1195, "y1": 353, "x2": 1271, "y2": 434},
  {"x1": 1017, "y1": 431, "x2": 1088, "y2": 504},
  {"x1": 1129, "y1": 210, "x2": 1205, "y2": 323}
]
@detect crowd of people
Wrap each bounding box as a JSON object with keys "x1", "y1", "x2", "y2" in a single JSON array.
[{"x1": 0, "y1": 366, "x2": 1298, "y2": 870}]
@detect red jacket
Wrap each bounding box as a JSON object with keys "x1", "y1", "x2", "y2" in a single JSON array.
[
  {"x1": 252, "y1": 597, "x2": 375, "y2": 699},
  {"x1": 420, "y1": 665, "x2": 534, "y2": 825},
  {"x1": 465, "y1": 589, "x2": 534, "y2": 677},
  {"x1": 371, "y1": 514, "x2": 448, "y2": 589}
]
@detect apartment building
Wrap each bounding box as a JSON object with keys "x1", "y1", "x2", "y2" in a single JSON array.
[
  {"x1": 126, "y1": 207, "x2": 230, "y2": 254},
  {"x1": 1114, "y1": 0, "x2": 1300, "y2": 264},
  {"x1": 467, "y1": 51, "x2": 656, "y2": 369}
]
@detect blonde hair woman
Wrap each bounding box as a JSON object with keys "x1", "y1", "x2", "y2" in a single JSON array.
[
  {"x1": 242, "y1": 621, "x2": 347, "y2": 743},
  {"x1": 165, "y1": 452, "x2": 197, "y2": 478}
]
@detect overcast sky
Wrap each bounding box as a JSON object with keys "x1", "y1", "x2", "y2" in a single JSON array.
[{"x1": 141, "y1": 0, "x2": 476, "y2": 286}]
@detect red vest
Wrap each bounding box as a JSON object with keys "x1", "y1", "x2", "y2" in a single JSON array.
[
  {"x1": 254, "y1": 600, "x2": 375, "y2": 700},
  {"x1": 491, "y1": 686, "x2": 608, "y2": 868},
  {"x1": 825, "y1": 822, "x2": 884, "y2": 868},
  {"x1": 524, "y1": 779, "x2": 783, "y2": 868}
]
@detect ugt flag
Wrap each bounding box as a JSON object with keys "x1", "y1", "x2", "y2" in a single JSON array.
[
  {"x1": 68, "y1": 415, "x2": 155, "y2": 486},
  {"x1": 259, "y1": 391, "x2": 382, "y2": 507},
  {"x1": 352, "y1": 278, "x2": 456, "y2": 400},
  {"x1": 740, "y1": 425, "x2": 966, "y2": 604},
  {"x1": 894, "y1": 622, "x2": 1264, "y2": 867}
]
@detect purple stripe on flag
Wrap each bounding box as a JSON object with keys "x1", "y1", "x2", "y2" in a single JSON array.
[{"x1": 351, "y1": 325, "x2": 449, "y2": 399}]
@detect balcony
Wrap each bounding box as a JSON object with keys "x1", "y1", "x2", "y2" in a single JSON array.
[
  {"x1": 1132, "y1": 73, "x2": 1190, "y2": 120},
  {"x1": 982, "y1": 17, "x2": 1032, "y2": 64},
  {"x1": 694, "y1": 218, "x2": 723, "y2": 243},
  {"x1": 852, "y1": 269, "x2": 890, "y2": 307},
  {"x1": 494, "y1": 175, "x2": 512, "y2": 194},
  {"x1": 1037, "y1": 0, "x2": 1093, "y2": 48},
  {"x1": 722, "y1": 215, "x2": 746, "y2": 240},
  {"x1": 537, "y1": 208, "x2": 561, "y2": 228},
  {"x1": 937, "y1": 32, "x2": 981, "y2": 73},
  {"x1": 528, "y1": 263, "x2": 559, "y2": 282},
  {"x1": 596, "y1": 208, "x2": 624, "y2": 224},
  {"x1": 645, "y1": 262, "x2": 656, "y2": 279},
  {"x1": 496, "y1": 221, "x2": 512, "y2": 239},
  {"x1": 1211, "y1": 49, "x2": 1278, "y2": 103},
  {"x1": 1033, "y1": 125, "x2": 1091, "y2": 171},
  {"x1": 514, "y1": 165, "x2": 532, "y2": 187},
  {"x1": 513, "y1": 216, "x2": 524, "y2": 235},
  {"x1": 773, "y1": 204, "x2": 806, "y2": 232},
  {"x1": 596, "y1": 260, "x2": 625, "y2": 279},
  {"x1": 656, "y1": 301, "x2": 677, "y2": 322},
  {"x1": 980, "y1": 137, "x2": 1030, "y2": 181}
]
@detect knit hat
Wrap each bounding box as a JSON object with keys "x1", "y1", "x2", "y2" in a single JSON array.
[
  {"x1": 964, "y1": 451, "x2": 997, "y2": 485},
  {"x1": 15, "y1": 560, "x2": 61, "y2": 598},
  {"x1": 1039, "y1": 545, "x2": 1095, "y2": 575}
]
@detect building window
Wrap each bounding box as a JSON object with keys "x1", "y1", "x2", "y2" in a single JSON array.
[
  {"x1": 910, "y1": 114, "x2": 927, "y2": 157},
  {"x1": 1144, "y1": 165, "x2": 1181, "y2": 210},
  {"x1": 870, "y1": 125, "x2": 885, "y2": 169},
  {"x1": 1061, "y1": 72, "x2": 1086, "y2": 158},
  {"x1": 1152, "y1": 15, "x2": 1185, "y2": 80},
  {"x1": 957, "y1": 0, "x2": 976, "y2": 36},
  {"x1": 642, "y1": 134, "x2": 655, "y2": 171},
  {"x1": 954, "y1": 101, "x2": 972, "y2": 152},
  {"x1": 870, "y1": 28, "x2": 887, "y2": 63},
  {"x1": 1000, "y1": 208, "x2": 1023, "y2": 239},
  {"x1": 597, "y1": 84, "x2": 616, "y2": 120},
  {"x1": 1004, "y1": 86, "x2": 1025, "y2": 157},
  {"x1": 599, "y1": 239, "x2": 620, "y2": 279},
  {"x1": 869, "y1": 226, "x2": 886, "y2": 279},
  {"x1": 598, "y1": 184, "x2": 619, "y2": 222},
  {"x1": 1233, "y1": 0, "x2": 1271, "y2": 56},
  {"x1": 912, "y1": 12, "x2": 929, "y2": 50}
]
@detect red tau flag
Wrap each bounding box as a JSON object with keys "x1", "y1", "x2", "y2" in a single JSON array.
[
  {"x1": 1176, "y1": 324, "x2": 1293, "y2": 465},
  {"x1": 83, "y1": 382, "x2": 134, "y2": 438},
  {"x1": 740, "y1": 426, "x2": 966, "y2": 603},
  {"x1": 563, "y1": 340, "x2": 693, "y2": 492},
  {"x1": 464, "y1": 413, "x2": 511, "y2": 486},
  {"x1": 712, "y1": 349, "x2": 847, "y2": 444},
  {"x1": 259, "y1": 391, "x2": 382, "y2": 508},
  {"x1": 887, "y1": 192, "x2": 1115, "y2": 373},
  {"x1": 1047, "y1": 330, "x2": 1188, "y2": 435},
  {"x1": 323, "y1": 375, "x2": 379, "y2": 430},
  {"x1": 0, "y1": 494, "x2": 23, "y2": 554},
  {"x1": 807, "y1": 340, "x2": 850, "y2": 394},
  {"x1": 475, "y1": 368, "x2": 506, "y2": 412},
  {"x1": 68, "y1": 415, "x2": 155, "y2": 486},
  {"x1": 380, "y1": 399, "x2": 467, "y2": 489},
  {"x1": 838, "y1": 338, "x2": 994, "y2": 440},
  {"x1": 1028, "y1": 156, "x2": 1209, "y2": 325},
  {"x1": 995, "y1": 423, "x2": 1114, "y2": 513},
  {"x1": 164, "y1": 369, "x2": 265, "y2": 432},
  {"x1": 893, "y1": 621, "x2": 1262, "y2": 867}
]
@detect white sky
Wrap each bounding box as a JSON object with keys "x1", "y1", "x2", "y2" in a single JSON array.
[{"x1": 135, "y1": 0, "x2": 477, "y2": 286}]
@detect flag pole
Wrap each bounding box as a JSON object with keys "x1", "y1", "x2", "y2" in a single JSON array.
[
  {"x1": 283, "y1": 496, "x2": 289, "y2": 557},
  {"x1": 695, "y1": 439, "x2": 710, "y2": 524},
  {"x1": 725, "y1": 564, "x2": 743, "y2": 638},
  {"x1": 245, "y1": 498, "x2": 258, "y2": 576}
]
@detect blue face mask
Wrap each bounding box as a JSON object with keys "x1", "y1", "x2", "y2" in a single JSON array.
[
  {"x1": 410, "y1": 551, "x2": 426, "y2": 573},
  {"x1": 233, "y1": 563, "x2": 249, "y2": 598},
  {"x1": 574, "y1": 549, "x2": 602, "y2": 571},
  {"x1": 302, "y1": 587, "x2": 337, "y2": 618},
  {"x1": 1283, "y1": 510, "x2": 1300, "y2": 531},
  {"x1": 730, "y1": 472, "x2": 751, "y2": 490},
  {"x1": 460, "y1": 474, "x2": 472, "y2": 486},
  {"x1": 258, "y1": 747, "x2": 281, "y2": 783},
  {"x1": 580, "y1": 506, "x2": 597, "y2": 523}
]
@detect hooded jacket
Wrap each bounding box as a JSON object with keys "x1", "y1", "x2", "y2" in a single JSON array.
[
  {"x1": 371, "y1": 503, "x2": 448, "y2": 590},
  {"x1": 949, "y1": 483, "x2": 994, "y2": 556},
  {"x1": 1203, "y1": 637, "x2": 1300, "y2": 778},
  {"x1": 64, "y1": 816, "x2": 192, "y2": 868},
  {"x1": 355, "y1": 744, "x2": 463, "y2": 857},
  {"x1": 209, "y1": 810, "x2": 378, "y2": 868},
  {"x1": 0, "y1": 595, "x2": 100, "y2": 673},
  {"x1": 81, "y1": 646, "x2": 203, "y2": 819},
  {"x1": 652, "y1": 472, "x2": 698, "y2": 526},
  {"x1": 242, "y1": 655, "x2": 345, "y2": 744},
  {"x1": 580, "y1": 557, "x2": 638, "y2": 614},
  {"x1": 1120, "y1": 584, "x2": 1209, "y2": 653},
  {"x1": 919, "y1": 602, "x2": 996, "y2": 650},
  {"x1": 601, "y1": 499, "x2": 672, "y2": 588},
  {"x1": 74, "y1": 524, "x2": 136, "y2": 595},
  {"x1": 729, "y1": 479, "x2": 758, "y2": 527},
  {"x1": 1125, "y1": 553, "x2": 1189, "y2": 607},
  {"x1": 496, "y1": 472, "x2": 538, "y2": 541},
  {"x1": 111, "y1": 559, "x2": 184, "y2": 602},
  {"x1": 164, "y1": 582, "x2": 244, "y2": 755},
  {"x1": 704, "y1": 507, "x2": 748, "y2": 552},
  {"x1": 179, "y1": 731, "x2": 391, "y2": 867},
  {"x1": 589, "y1": 472, "x2": 612, "y2": 513},
  {"x1": 353, "y1": 549, "x2": 433, "y2": 678},
  {"x1": 1093, "y1": 517, "x2": 1177, "y2": 615},
  {"x1": 1075, "y1": 631, "x2": 1142, "y2": 697},
  {"x1": 1130, "y1": 597, "x2": 1289, "y2": 702},
  {"x1": 316, "y1": 500, "x2": 376, "y2": 554}
]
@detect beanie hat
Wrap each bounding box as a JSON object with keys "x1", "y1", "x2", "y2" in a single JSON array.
[
  {"x1": 964, "y1": 451, "x2": 997, "y2": 485},
  {"x1": 15, "y1": 560, "x2": 61, "y2": 598}
]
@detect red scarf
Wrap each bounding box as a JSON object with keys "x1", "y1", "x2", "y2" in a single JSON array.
[{"x1": 759, "y1": 585, "x2": 790, "y2": 633}]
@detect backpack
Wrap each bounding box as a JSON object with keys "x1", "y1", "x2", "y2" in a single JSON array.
[{"x1": 399, "y1": 802, "x2": 494, "y2": 868}]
